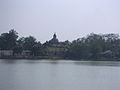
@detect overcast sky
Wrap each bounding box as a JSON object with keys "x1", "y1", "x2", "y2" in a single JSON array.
[{"x1": 0, "y1": 0, "x2": 120, "y2": 42}]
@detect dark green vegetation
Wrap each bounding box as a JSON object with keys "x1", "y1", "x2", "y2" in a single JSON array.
[{"x1": 0, "y1": 29, "x2": 120, "y2": 60}]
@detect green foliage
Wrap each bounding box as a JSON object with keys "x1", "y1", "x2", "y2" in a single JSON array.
[
  {"x1": 66, "y1": 33, "x2": 120, "y2": 60},
  {"x1": 22, "y1": 36, "x2": 45, "y2": 56},
  {"x1": 0, "y1": 29, "x2": 18, "y2": 50},
  {"x1": 22, "y1": 36, "x2": 37, "y2": 50},
  {"x1": 31, "y1": 42, "x2": 44, "y2": 56},
  {"x1": 66, "y1": 39, "x2": 90, "y2": 59},
  {"x1": 1, "y1": 30, "x2": 120, "y2": 60}
]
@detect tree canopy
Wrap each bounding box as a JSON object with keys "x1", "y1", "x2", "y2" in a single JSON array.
[{"x1": 1, "y1": 30, "x2": 120, "y2": 60}]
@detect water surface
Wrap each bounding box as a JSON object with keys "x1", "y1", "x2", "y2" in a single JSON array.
[{"x1": 0, "y1": 59, "x2": 120, "y2": 90}]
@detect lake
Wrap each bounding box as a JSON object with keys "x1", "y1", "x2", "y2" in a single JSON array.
[{"x1": 0, "y1": 59, "x2": 120, "y2": 90}]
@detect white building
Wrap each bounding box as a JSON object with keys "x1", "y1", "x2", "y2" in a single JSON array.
[{"x1": 0, "y1": 50, "x2": 13, "y2": 57}]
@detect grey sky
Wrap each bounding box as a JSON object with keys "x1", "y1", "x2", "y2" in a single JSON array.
[{"x1": 0, "y1": 0, "x2": 120, "y2": 42}]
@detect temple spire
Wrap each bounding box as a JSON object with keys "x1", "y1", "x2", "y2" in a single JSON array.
[
  {"x1": 48, "y1": 32, "x2": 59, "y2": 44},
  {"x1": 53, "y1": 32, "x2": 57, "y2": 39}
]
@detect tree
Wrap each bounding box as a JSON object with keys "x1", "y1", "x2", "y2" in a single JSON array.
[
  {"x1": 13, "y1": 37, "x2": 25, "y2": 55},
  {"x1": 66, "y1": 40, "x2": 90, "y2": 59},
  {"x1": 31, "y1": 42, "x2": 43, "y2": 56},
  {"x1": 0, "y1": 29, "x2": 18, "y2": 50},
  {"x1": 23, "y1": 36, "x2": 37, "y2": 51}
]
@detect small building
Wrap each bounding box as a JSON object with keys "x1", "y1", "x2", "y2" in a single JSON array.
[
  {"x1": 0, "y1": 50, "x2": 31, "y2": 58},
  {"x1": 21, "y1": 50, "x2": 31, "y2": 56},
  {"x1": 0, "y1": 50, "x2": 13, "y2": 57}
]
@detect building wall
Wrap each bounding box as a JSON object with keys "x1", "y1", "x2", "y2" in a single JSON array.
[{"x1": 0, "y1": 50, "x2": 13, "y2": 56}]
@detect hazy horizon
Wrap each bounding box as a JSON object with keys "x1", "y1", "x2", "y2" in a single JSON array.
[{"x1": 0, "y1": 0, "x2": 120, "y2": 42}]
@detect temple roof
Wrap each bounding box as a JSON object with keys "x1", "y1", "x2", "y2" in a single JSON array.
[{"x1": 49, "y1": 33, "x2": 59, "y2": 44}]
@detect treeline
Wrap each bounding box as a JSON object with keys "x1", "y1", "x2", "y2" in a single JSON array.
[
  {"x1": 66, "y1": 33, "x2": 120, "y2": 60},
  {"x1": 0, "y1": 30, "x2": 43, "y2": 56},
  {"x1": 0, "y1": 29, "x2": 120, "y2": 60}
]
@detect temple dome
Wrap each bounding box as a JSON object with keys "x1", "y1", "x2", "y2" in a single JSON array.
[{"x1": 49, "y1": 33, "x2": 59, "y2": 44}]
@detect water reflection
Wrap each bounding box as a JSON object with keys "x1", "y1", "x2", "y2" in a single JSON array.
[
  {"x1": 0, "y1": 59, "x2": 17, "y2": 64},
  {"x1": 0, "y1": 59, "x2": 120, "y2": 90},
  {"x1": 73, "y1": 61, "x2": 120, "y2": 67},
  {"x1": 1, "y1": 59, "x2": 120, "y2": 67}
]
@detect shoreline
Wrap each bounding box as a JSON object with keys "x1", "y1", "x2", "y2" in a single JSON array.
[{"x1": 0, "y1": 56, "x2": 120, "y2": 61}]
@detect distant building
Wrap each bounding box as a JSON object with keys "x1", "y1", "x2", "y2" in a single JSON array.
[
  {"x1": 49, "y1": 33, "x2": 59, "y2": 44},
  {"x1": 13, "y1": 50, "x2": 31, "y2": 56},
  {"x1": 21, "y1": 50, "x2": 31, "y2": 56},
  {"x1": 44, "y1": 33, "x2": 67, "y2": 57},
  {"x1": 0, "y1": 50, "x2": 31, "y2": 58},
  {"x1": 0, "y1": 50, "x2": 13, "y2": 57}
]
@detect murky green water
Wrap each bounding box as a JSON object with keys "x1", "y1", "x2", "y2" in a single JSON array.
[{"x1": 0, "y1": 59, "x2": 120, "y2": 90}]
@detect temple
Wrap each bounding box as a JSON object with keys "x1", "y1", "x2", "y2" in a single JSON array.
[
  {"x1": 49, "y1": 33, "x2": 59, "y2": 44},
  {"x1": 43, "y1": 33, "x2": 67, "y2": 58}
]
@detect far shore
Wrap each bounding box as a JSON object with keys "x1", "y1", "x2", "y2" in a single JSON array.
[{"x1": 0, "y1": 56, "x2": 120, "y2": 61}]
